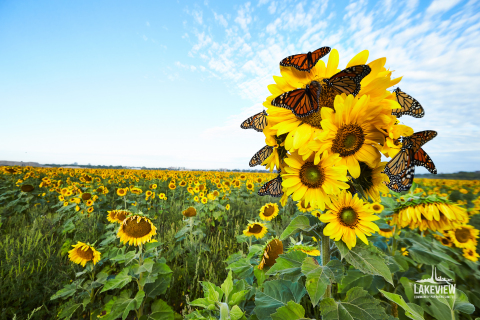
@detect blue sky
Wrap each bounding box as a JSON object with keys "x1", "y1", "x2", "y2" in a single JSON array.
[{"x1": 1, "y1": 0, "x2": 479, "y2": 173}]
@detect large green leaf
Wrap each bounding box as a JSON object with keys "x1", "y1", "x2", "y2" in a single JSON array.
[
  {"x1": 320, "y1": 287, "x2": 389, "y2": 320},
  {"x1": 436, "y1": 289, "x2": 475, "y2": 315},
  {"x1": 221, "y1": 270, "x2": 234, "y2": 303},
  {"x1": 280, "y1": 216, "x2": 311, "y2": 240},
  {"x1": 50, "y1": 280, "x2": 84, "y2": 300},
  {"x1": 338, "y1": 270, "x2": 373, "y2": 294},
  {"x1": 100, "y1": 269, "x2": 133, "y2": 293},
  {"x1": 58, "y1": 303, "x2": 82, "y2": 320},
  {"x1": 227, "y1": 258, "x2": 254, "y2": 279},
  {"x1": 143, "y1": 299, "x2": 174, "y2": 320},
  {"x1": 145, "y1": 273, "x2": 173, "y2": 298},
  {"x1": 301, "y1": 258, "x2": 343, "y2": 307},
  {"x1": 230, "y1": 305, "x2": 245, "y2": 320},
  {"x1": 254, "y1": 280, "x2": 306, "y2": 320},
  {"x1": 380, "y1": 290, "x2": 424, "y2": 320},
  {"x1": 114, "y1": 290, "x2": 145, "y2": 320},
  {"x1": 266, "y1": 250, "x2": 307, "y2": 281},
  {"x1": 336, "y1": 241, "x2": 393, "y2": 285},
  {"x1": 271, "y1": 301, "x2": 307, "y2": 320}
]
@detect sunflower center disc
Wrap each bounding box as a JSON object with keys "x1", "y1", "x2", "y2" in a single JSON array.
[
  {"x1": 332, "y1": 124, "x2": 365, "y2": 157},
  {"x1": 300, "y1": 162, "x2": 325, "y2": 188},
  {"x1": 441, "y1": 238, "x2": 450, "y2": 245},
  {"x1": 372, "y1": 204, "x2": 382, "y2": 211},
  {"x1": 340, "y1": 208, "x2": 357, "y2": 226},
  {"x1": 124, "y1": 218, "x2": 152, "y2": 238},
  {"x1": 455, "y1": 228, "x2": 470, "y2": 243},
  {"x1": 249, "y1": 224, "x2": 264, "y2": 234},
  {"x1": 264, "y1": 205, "x2": 275, "y2": 217},
  {"x1": 183, "y1": 207, "x2": 197, "y2": 217},
  {"x1": 76, "y1": 247, "x2": 94, "y2": 261}
]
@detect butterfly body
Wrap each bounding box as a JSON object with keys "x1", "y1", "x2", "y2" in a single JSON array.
[
  {"x1": 383, "y1": 131, "x2": 437, "y2": 192},
  {"x1": 323, "y1": 65, "x2": 371, "y2": 97},
  {"x1": 258, "y1": 175, "x2": 283, "y2": 197},
  {"x1": 280, "y1": 47, "x2": 331, "y2": 72},
  {"x1": 240, "y1": 110, "x2": 268, "y2": 132},
  {"x1": 392, "y1": 88, "x2": 425, "y2": 118}
]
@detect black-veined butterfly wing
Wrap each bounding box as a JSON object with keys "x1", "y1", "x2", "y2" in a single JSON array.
[
  {"x1": 258, "y1": 175, "x2": 283, "y2": 197},
  {"x1": 413, "y1": 148, "x2": 437, "y2": 174},
  {"x1": 249, "y1": 145, "x2": 274, "y2": 167},
  {"x1": 383, "y1": 147, "x2": 415, "y2": 192},
  {"x1": 240, "y1": 110, "x2": 268, "y2": 132},
  {"x1": 323, "y1": 65, "x2": 371, "y2": 97},
  {"x1": 280, "y1": 47, "x2": 331, "y2": 72},
  {"x1": 271, "y1": 81, "x2": 321, "y2": 118},
  {"x1": 392, "y1": 88, "x2": 425, "y2": 118},
  {"x1": 406, "y1": 131, "x2": 437, "y2": 154}
]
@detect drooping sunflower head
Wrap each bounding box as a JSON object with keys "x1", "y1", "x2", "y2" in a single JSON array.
[
  {"x1": 183, "y1": 207, "x2": 197, "y2": 218},
  {"x1": 259, "y1": 203, "x2": 279, "y2": 221},
  {"x1": 107, "y1": 209, "x2": 131, "y2": 223},
  {"x1": 434, "y1": 234, "x2": 453, "y2": 247},
  {"x1": 320, "y1": 190, "x2": 380, "y2": 249},
  {"x1": 117, "y1": 215, "x2": 157, "y2": 246},
  {"x1": 258, "y1": 238, "x2": 283, "y2": 270},
  {"x1": 243, "y1": 222, "x2": 268, "y2": 239},
  {"x1": 378, "y1": 227, "x2": 394, "y2": 238},
  {"x1": 297, "y1": 199, "x2": 313, "y2": 212},
  {"x1": 68, "y1": 241, "x2": 101, "y2": 267}
]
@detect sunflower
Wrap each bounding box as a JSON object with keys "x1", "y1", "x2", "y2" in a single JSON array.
[
  {"x1": 145, "y1": 190, "x2": 153, "y2": 198},
  {"x1": 259, "y1": 203, "x2": 279, "y2": 221},
  {"x1": 82, "y1": 193, "x2": 92, "y2": 200},
  {"x1": 117, "y1": 215, "x2": 157, "y2": 246},
  {"x1": 320, "y1": 190, "x2": 380, "y2": 249},
  {"x1": 201, "y1": 197, "x2": 208, "y2": 204},
  {"x1": 183, "y1": 207, "x2": 197, "y2": 217},
  {"x1": 169, "y1": 183, "x2": 176, "y2": 190},
  {"x1": 107, "y1": 210, "x2": 130, "y2": 223},
  {"x1": 370, "y1": 202, "x2": 384, "y2": 214},
  {"x1": 258, "y1": 238, "x2": 283, "y2": 270},
  {"x1": 312, "y1": 94, "x2": 387, "y2": 178},
  {"x1": 243, "y1": 222, "x2": 268, "y2": 239},
  {"x1": 68, "y1": 241, "x2": 101, "y2": 267},
  {"x1": 159, "y1": 193, "x2": 166, "y2": 199},
  {"x1": 225, "y1": 204, "x2": 230, "y2": 211},
  {"x1": 87, "y1": 207, "x2": 94, "y2": 213},
  {"x1": 246, "y1": 181, "x2": 255, "y2": 191},
  {"x1": 378, "y1": 227, "x2": 394, "y2": 238},
  {"x1": 434, "y1": 234, "x2": 453, "y2": 247},
  {"x1": 463, "y1": 247, "x2": 480, "y2": 262},
  {"x1": 448, "y1": 225, "x2": 479, "y2": 249},
  {"x1": 149, "y1": 184, "x2": 157, "y2": 189},
  {"x1": 117, "y1": 188, "x2": 127, "y2": 197},
  {"x1": 281, "y1": 150, "x2": 349, "y2": 210},
  {"x1": 296, "y1": 199, "x2": 314, "y2": 212},
  {"x1": 130, "y1": 187, "x2": 143, "y2": 195},
  {"x1": 401, "y1": 247, "x2": 409, "y2": 256},
  {"x1": 193, "y1": 196, "x2": 199, "y2": 202},
  {"x1": 86, "y1": 200, "x2": 94, "y2": 207}
]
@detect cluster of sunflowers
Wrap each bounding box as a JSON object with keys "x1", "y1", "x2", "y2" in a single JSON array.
[{"x1": 241, "y1": 47, "x2": 428, "y2": 249}]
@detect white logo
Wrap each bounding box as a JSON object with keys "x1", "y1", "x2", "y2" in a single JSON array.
[{"x1": 414, "y1": 267, "x2": 455, "y2": 299}]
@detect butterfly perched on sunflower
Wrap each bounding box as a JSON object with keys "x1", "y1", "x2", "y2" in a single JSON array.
[
  {"x1": 392, "y1": 88, "x2": 425, "y2": 118},
  {"x1": 382, "y1": 131, "x2": 437, "y2": 192},
  {"x1": 241, "y1": 110, "x2": 268, "y2": 132},
  {"x1": 258, "y1": 174, "x2": 283, "y2": 197},
  {"x1": 249, "y1": 145, "x2": 273, "y2": 167},
  {"x1": 271, "y1": 65, "x2": 371, "y2": 118},
  {"x1": 279, "y1": 46, "x2": 331, "y2": 72}
]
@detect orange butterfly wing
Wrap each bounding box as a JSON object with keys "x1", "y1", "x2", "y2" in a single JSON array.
[
  {"x1": 280, "y1": 47, "x2": 331, "y2": 72},
  {"x1": 323, "y1": 65, "x2": 371, "y2": 96},
  {"x1": 271, "y1": 81, "x2": 321, "y2": 118},
  {"x1": 241, "y1": 110, "x2": 268, "y2": 132},
  {"x1": 258, "y1": 175, "x2": 283, "y2": 197},
  {"x1": 392, "y1": 88, "x2": 425, "y2": 118},
  {"x1": 249, "y1": 145, "x2": 274, "y2": 167},
  {"x1": 413, "y1": 148, "x2": 437, "y2": 174}
]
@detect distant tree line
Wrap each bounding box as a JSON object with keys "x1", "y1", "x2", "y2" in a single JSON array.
[{"x1": 416, "y1": 171, "x2": 480, "y2": 180}]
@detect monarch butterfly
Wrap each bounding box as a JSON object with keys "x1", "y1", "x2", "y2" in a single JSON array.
[
  {"x1": 249, "y1": 145, "x2": 273, "y2": 167},
  {"x1": 392, "y1": 88, "x2": 425, "y2": 118},
  {"x1": 258, "y1": 175, "x2": 283, "y2": 197},
  {"x1": 382, "y1": 131, "x2": 437, "y2": 192},
  {"x1": 241, "y1": 110, "x2": 268, "y2": 132},
  {"x1": 279, "y1": 47, "x2": 331, "y2": 72},
  {"x1": 271, "y1": 81, "x2": 321, "y2": 118},
  {"x1": 323, "y1": 65, "x2": 371, "y2": 97}
]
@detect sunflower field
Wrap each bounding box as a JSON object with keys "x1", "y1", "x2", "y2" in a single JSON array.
[{"x1": 0, "y1": 166, "x2": 479, "y2": 320}]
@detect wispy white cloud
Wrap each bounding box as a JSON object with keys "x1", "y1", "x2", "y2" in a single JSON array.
[
  {"x1": 235, "y1": 2, "x2": 253, "y2": 31},
  {"x1": 146, "y1": 21, "x2": 150, "y2": 27}
]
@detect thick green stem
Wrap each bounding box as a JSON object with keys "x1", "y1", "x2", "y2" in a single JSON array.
[
  {"x1": 321, "y1": 234, "x2": 331, "y2": 298},
  {"x1": 137, "y1": 244, "x2": 144, "y2": 318}
]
